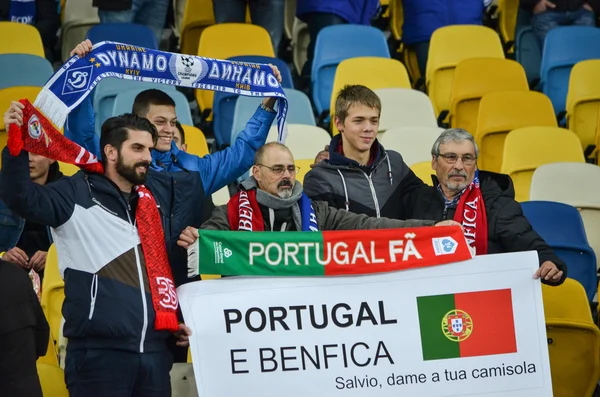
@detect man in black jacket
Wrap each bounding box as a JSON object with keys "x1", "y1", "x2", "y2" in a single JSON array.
[
  {"x1": 0, "y1": 258, "x2": 49, "y2": 397},
  {"x1": 404, "y1": 128, "x2": 567, "y2": 286}
]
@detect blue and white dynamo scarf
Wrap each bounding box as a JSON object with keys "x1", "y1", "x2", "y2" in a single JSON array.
[{"x1": 34, "y1": 41, "x2": 289, "y2": 142}]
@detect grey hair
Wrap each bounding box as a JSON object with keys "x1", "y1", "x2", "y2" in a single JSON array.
[{"x1": 431, "y1": 128, "x2": 479, "y2": 158}]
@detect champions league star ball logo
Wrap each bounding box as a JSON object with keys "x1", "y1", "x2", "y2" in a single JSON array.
[{"x1": 169, "y1": 55, "x2": 208, "y2": 84}]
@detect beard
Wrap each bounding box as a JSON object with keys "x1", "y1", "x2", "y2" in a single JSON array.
[
  {"x1": 277, "y1": 179, "x2": 293, "y2": 199},
  {"x1": 446, "y1": 170, "x2": 469, "y2": 191},
  {"x1": 116, "y1": 154, "x2": 150, "y2": 186}
]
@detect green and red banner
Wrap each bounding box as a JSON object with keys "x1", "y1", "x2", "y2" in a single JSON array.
[
  {"x1": 416, "y1": 288, "x2": 517, "y2": 361},
  {"x1": 188, "y1": 226, "x2": 473, "y2": 277}
]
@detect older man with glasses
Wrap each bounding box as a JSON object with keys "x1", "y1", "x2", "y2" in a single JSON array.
[
  {"x1": 403, "y1": 128, "x2": 567, "y2": 286},
  {"x1": 179, "y1": 142, "x2": 458, "y2": 237}
]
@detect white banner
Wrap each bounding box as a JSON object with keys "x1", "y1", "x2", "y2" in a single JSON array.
[{"x1": 178, "y1": 251, "x2": 552, "y2": 397}]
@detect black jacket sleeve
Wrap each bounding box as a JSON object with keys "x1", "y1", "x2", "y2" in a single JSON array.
[
  {"x1": 519, "y1": 0, "x2": 539, "y2": 10},
  {"x1": 0, "y1": 148, "x2": 77, "y2": 228},
  {"x1": 35, "y1": 0, "x2": 59, "y2": 59},
  {"x1": 493, "y1": 198, "x2": 567, "y2": 286}
]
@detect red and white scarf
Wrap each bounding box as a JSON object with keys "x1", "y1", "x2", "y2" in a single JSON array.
[
  {"x1": 8, "y1": 100, "x2": 179, "y2": 332},
  {"x1": 453, "y1": 171, "x2": 488, "y2": 256}
]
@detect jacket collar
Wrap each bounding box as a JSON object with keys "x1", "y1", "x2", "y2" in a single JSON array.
[{"x1": 326, "y1": 135, "x2": 383, "y2": 172}]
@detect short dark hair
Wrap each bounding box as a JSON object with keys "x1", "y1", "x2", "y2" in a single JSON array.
[
  {"x1": 335, "y1": 85, "x2": 381, "y2": 123},
  {"x1": 100, "y1": 114, "x2": 158, "y2": 165},
  {"x1": 175, "y1": 121, "x2": 185, "y2": 145},
  {"x1": 131, "y1": 89, "x2": 176, "y2": 117},
  {"x1": 254, "y1": 142, "x2": 292, "y2": 165}
]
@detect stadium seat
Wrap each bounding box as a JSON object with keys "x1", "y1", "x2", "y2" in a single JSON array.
[
  {"x1": 523, "y1": 201, "x2": 597, "y2": 302},
  {"x1": 212, "y1": 185, "x2": 230, "y2": 206},
  {"x1": 389, "y1": 0, "x2": 403, "y2": 44},
  {"x1": 179, "y1": 0, "x2": 216, "y2": 55},
  {"x1": 540, "y1": 26, "x2": 600, "y2": 117},
  {"x1": 93, "y1": 79, "x2": 176, "y2": 135},
  {"x1": 426, "y1": 25, "x2": 504, "y2": 119},
  {"x1": 542, "y1": 278, "x2": 600, "y2": 397},
  {"x1": 181, "y1": 124, "x2": 209, "y2": 157},
  {"x1": 330, "y1": 57, "x2": 411, "y2": 135},
  {"x1": 500, "y1": 127, "x2": 584, "y2": 202},
  {"x1": 515, "y1": 25, "x2": 542, "y2": 88},
  {"x1": 40, "y1": 244, "x2": 65, "y2": 357},
  {"x1": 229, "y1": 89, "x2": 316, "y2": 147},
  {"x1": 37, "y1": 363, "x2": 69, "y2": 396},
  {"x1": 86, "y1": 23, "x2": 158, "y2": 49},
  {"x1": 61, "y1": 0, "x2": 99, "y2": 62},
  {"x1": 213, "y1": 55, "x2": 294, "y2": 146},
  {"x1": 0, "y1": 22, "x2": 44, "y2": 57},
  {"x1": 476, "y1": 91, "x2": 557, "y2": 172},
  {"x1": 295, "y1": 159, "x2": 313, "y2": 185},
  {"x1": 58, "y1": 161, "x2": 80, "y2": 177},
  {"x1": 375, "y1": 88, "x2": 437, "y2": 131},
  {"x1": 379, "y1": 126, "x2": 444, "y2": 167},
  {"x1": 311, "y1": 25, "x2": 390, "y2": 115},
  {"x1": 37, "y1": 331, "x2": 59, "y2": 366},
  {"x1": 0, "y1": 86, "x2": 42, "y2": 132},
  {"x1": 195, "y1": 23, "x2": 274, "y2": 115},
  {"x1": 266, "y1": 124, "x2": 331, "y2": 160},
  {"x1": 0, "y1": 54, "x2": 53, "y2": 90},
  {"x1": 112, "y1": 88, "x2": 194, "y2": 126},
  {"x1": 566, "y1": 60, "x2": 600, "y2": 152},
  {"x1": 410, "y1": 161, "x2": 434, "y2": 186},
  {"x1": 530, "y1": 162, "x2": 600, "y2": 269},
  {"x1": 291, "y1": 17, "x2": 309, "y2": 75},
  {"x1": 283, "y1": 0, "x2": 296, "y2": 40},
  {"x1": 449, "y1": 58, "x2": 528, "y2": 134},
  {"x1": 498, "y1": 0, "x2": 520, "y2": 52}
]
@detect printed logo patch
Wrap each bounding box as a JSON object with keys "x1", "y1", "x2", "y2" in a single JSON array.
[
  {"x1": 62, "y1": 65, "x2": 94, "y2": 95},
  {"x1": 169, "y1": 55, "x2": 208, "y2": 84},
  {"x1": 432, "y1": 237, "x2": 458, "y2": 256}
]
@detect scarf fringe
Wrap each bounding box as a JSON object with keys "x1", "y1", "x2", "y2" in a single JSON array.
[
  {"x1": 155, "y1": 312, "x2": 179, "y2": 332},
  {"x1": 33, "y1": 88, "x2": 70, "y2": 129},
  {"x1": 187, "y1": 239, "x2": 200, "y2": 278}
]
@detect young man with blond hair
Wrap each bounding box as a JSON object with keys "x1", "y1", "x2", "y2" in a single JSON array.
[{"x1": 304, "y1": 84, "x2": 425, "y2": 219}]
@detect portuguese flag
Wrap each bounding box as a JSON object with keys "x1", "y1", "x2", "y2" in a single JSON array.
[
  {"x1": 416, "y1": 289, "x2": 517, "y2": 361},
  {"x1": 188, "y1": 227, "x2": 472, "y2": 277}
]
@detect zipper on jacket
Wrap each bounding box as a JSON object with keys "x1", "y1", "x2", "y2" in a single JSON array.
[
  {"x1": 360, "y1": 170, "x2": 381, "y2": 218},
  {"x1": 88, "y1": 274, "x2": 98, "y2": 320},
  {"x1": 442, "y1": 206, "x2": 449, "y2": 221}
]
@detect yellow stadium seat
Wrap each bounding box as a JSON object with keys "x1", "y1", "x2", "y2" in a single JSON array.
[
  {"x1": 195, "y1": 23, "x2": 274, "y2": 116},
  {"x1": 0, "y1": 86, "x2": 42, "y2": 131},
  {"x1": 476, "y1": 91, "x2": 557, "y2": 173},
  {"x1": 410, "y1": 161, "x2": 434, "y2": 186},
  {"x1": 181, "y1": 124, "x2": 209, "y2": 157},
  {"x1": 566, "y1": 60, "x2": 600, "y2": 152},
  {"x1": 37, "y1": 363, "x2": 69, "y2": 397},
  {"x1": 58, "y1": 161, "x2": 80, "y2": 177},
  {"x1": 180, "y1": 0, "x2": 215, "y2": 55},
  {"x1": 500, "y1": 127, "x2": 584, "y2": 202},
  {"x1": 295, "y1": 159, "x2": 313, "y2": 185},
  {"x1": 389, "y1": 0, "x2": 403, "y2": 42},
  {"x1": 41, "y1": 244, "x2": 65, "y2": 350},
  {"x1": 449, "y1": 58, "x2": 528, "y2": 134},
  {"x1": 0, "y1": 22, "x2": 45, "y2": 57},
  {"x1": 498, "y1": 0, "x2": 519, "y2": 52},
  {"x1": 37, "y1": 331, "x2": 59, "y2": 366},
  {"x1": 542, "y1": 278, "x2": 600, "y2": 397},
  {"x1": 596, "y1": 111, "x2": 600, "y2": 164},
  {"x1": 330, "y1": 57, "x2": 411, "y2": 135},
  {"x1": 426, "y1": 25, "x2": 504, "y2": 120}
]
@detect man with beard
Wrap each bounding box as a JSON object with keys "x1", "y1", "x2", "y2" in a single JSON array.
[
  {"x1": 0, "y1": 109, "x2": 204, "y2": 396},
  {"x1": 176, "y1": 142, "x2": 459, "y2": 239},
  {"x1": 402, "y1": 128, "x2": 567, "y2": 286}
]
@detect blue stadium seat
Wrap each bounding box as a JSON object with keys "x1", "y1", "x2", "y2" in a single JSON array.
[
  {"x1": 0, "y1": 54, "x2": 54, "y2": 90},
  {"x1": 540, "y1": 26, "x2": 600, "y2": 118},
  {"x1": 230, "y1": 88, "x2": 316, "y2": 146},
  {"x1": 311, "y1": 24, "x2": 390, "y2": 116},
  {"x1": 86, "y1": 23, "x2": 158, "y2": 49},
  {"x1": 93, "y1": 79, "x2": 177, "y2": 135},
  {"x1": 521, "y1": 201, "x2": 597, "y2": 302},
  {"x1": 112, "y1": 88, "x2": 193, "y2": 126},
  {"x1": 212, "y1": 55, "x2": 294, "y2": 148},
  {"x1": 514, "y1": 8, "x2": 541, "y2": 88}
]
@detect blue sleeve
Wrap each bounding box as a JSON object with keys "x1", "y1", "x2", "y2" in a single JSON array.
[
  {"x1": 0, "y1": 148, "x2": 76, "y2": 228},
  {"x1": 64, "y1": 96, "x2": 101, "y2": 159},
  {"x1": 175, "y1": 106, "x2": 276, "y2": 195}
]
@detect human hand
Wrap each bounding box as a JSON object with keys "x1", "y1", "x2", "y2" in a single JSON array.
[
  {"x1": 310, "y1": 145, "x2": 330, "y2": 168},
  {"x1": 534, "y1": 261, "x2": 563, "y2": 282},
  {"x1": 583, "y1": 3, "x2": 593, "y2": 11},
  {"x1": 261, "y1": 63, "x2": 283, "y2": 110},
  {"x1": 3, "y1": 101, "x2": 25, "y2": 128},
  {"x1": 175, "y1": 323, "x2": 192, "y2": 347},
  {"x1": 434, "y1": 220, "x2": 463, "y2": 229},
  {"x1": 29, "y1": 250, "x2": 48, "y2": 272},
  {"x1": 70, "y1": 39, "x2": 93, "y2": 58},
  {"x1": 3, "y1": 247, "x2": 29, "y2": 268},
  {"x1": 533, "y1": 0, "x2": 556, "y2": 14},
  {"x1": 177, "y1": 226, "x2": 199, "y2": 249}
]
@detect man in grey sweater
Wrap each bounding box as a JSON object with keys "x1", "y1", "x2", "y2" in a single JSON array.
[{"x1": 177, "y1": 143, "x2": 459, "y2": 245}]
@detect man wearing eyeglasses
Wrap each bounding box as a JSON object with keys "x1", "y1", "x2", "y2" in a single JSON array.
[
  {"x1": 179, "y1": 142, "x2": 458, "y2": 237},
  {"x1": 403, "y1": 128, "x2": 567, "y2": 286}
]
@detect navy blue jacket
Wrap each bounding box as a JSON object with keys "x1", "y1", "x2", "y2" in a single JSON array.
[
  {"x1": 296, "y1": 0, "x2": 380, "y2": 25},
  {"x1": 402, "y1": 0, "x2": 486, "y2": 45},
  {"x1": 0, "y1": 147, "x2": 207, "y2": 353}
]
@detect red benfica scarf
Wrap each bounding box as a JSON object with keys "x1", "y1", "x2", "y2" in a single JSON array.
[
  {"x1": 453, "y1": 171, "x2": 488, "y2": 255},
  {"x1": 227, "y1": 190, "x2": 264, "y2": 231},
  {"x1": 8, "y1": 99, "x2": 179, "y2": 332}
]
